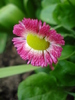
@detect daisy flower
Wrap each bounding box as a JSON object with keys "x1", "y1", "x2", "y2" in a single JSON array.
[{"x1": 12, "y1": 18, "x2": 65, "y2": 70}]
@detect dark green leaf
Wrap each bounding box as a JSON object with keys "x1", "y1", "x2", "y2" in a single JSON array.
[
  {"x1": 69, "y1": 0, "x2": 75, "y2": 6},
  {"x1": 0, "y1": 24, "x2": 8, "y2": 32},
  {"x1": 0, "y1": 1, "x2": 5, "y2": 8},
  {"x1": 53, "y1": 3, "x2": 75, "y2": 28},
  {"x1": 60, "y1": 32, "x2": 75, "y2": 38},
  {"x1": 0, "y1": 33, "x2": 7, "y2": 53},
  {"x1": 68, "y1": 54, "x2": 75, "y2": 63},
  {"x1": 51, "y1": 60, "x2": 75, "y2": 86},
  {"x1": 59, "y1": 45, "x2": 75, "y2": 60},
  {"x1": 36, "y1": 7, "x2": 41, "y2": 19},
  {"x1": 53, "y1": 25, "x2": 75, "y2": 38},
  {"x1": 35, "y1": 65, "x2": 51, "y2": 74},
  {"x1": 62, "y1": 26, "x2": 75, "y2": 36},
  {"x1": 24, "y1": 0, "x2": 35, "y2": 18},
  {"x1": 65, "y1": 36, "x2": 75, "y2": 45},
  {"x1": 18, "y1": 72, "x2": 67, "y2": 100}
]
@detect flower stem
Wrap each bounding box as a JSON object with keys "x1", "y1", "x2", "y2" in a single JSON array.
[{"x1": 52, "y1": 25, "x2": 62, "y2": 30}]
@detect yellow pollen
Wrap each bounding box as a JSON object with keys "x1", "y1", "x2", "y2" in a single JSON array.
[{"x1": 27, "y1": 34, "x2": 50, "y2": 50}]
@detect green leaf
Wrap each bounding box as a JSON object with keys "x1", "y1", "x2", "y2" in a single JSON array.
[
  {"x1": 53, "y1": 3, "x2": 75, "y2": 28},
  {"x1": 35, "y1": 65, "x2": 51, "y2": 74},
  {"x1": 62, "y1": 26, "x2": 75, "y2": 36},
  {"x1": 67, "y1": 92, "x2": 75, "y2": 97},
  {"x1": 0, "y1": 33, "x2": 7, "y2": 53},
  {"x1": 60, "y1": 32, "x2": 75, "y2": 38},
  {"x1": 54, "y1": 25, "x2": 75, "y2": 37},
  {"x1": 0, "y1": 4, "x2": 25, "y2": 29},
  {"x1": 0, "y1": 65, "x2": 39, "y2": 78},
  {"x1": 18, "y1": 72, "x2": 67, "y2": 100},
  {"x1": 59, "y1": 45, "x2": 75, "y2": 60},
  {"x1": 53, "y1": 25, "x2": 75, "y2": 38},
  {"x1": 36, "y1": 7, "x2": 41, "y2": 19},
  {"x1": 4, "y1": 0, "x2": 24, "y2": 11},
  {"x1": 24, "y1": 0, "x2": 35, "y2": 18},
  {"x1": 69, "y1": 0, "x2": 75, "y2": 5},
  {"x1": 67, "y1": 92, "x2": 75, "y2": 100},
  {"x1": 68, "y1": 54, "x2": 75, "y2": 63},
  {"x1": 51, "y1": 60, "x2": 75, "y2": 86},
  {"x1": 0, "y1": 1, "x2": 5, "y2": 8},
  {"x1": 40, "y1": 4, "x2": 57, "y2": 25},
  {"x1": 41, "y1": 0, "x2": 61, "y2": 8}
]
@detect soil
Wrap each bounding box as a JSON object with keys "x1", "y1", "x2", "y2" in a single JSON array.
[{"x1": 0, "y1": 40, "x2": 75, "y2": 100}]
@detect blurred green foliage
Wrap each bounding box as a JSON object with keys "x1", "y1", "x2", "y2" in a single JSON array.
[
  {"x1": 0, "y1": 0, "x2": 75, "y2": 100},
  {"x1": 18, "y1": 72, "x2": 67, "y2": 100}
]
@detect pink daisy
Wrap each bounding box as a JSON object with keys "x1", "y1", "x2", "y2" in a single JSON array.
[{"x1": 12, "y1": 18, "x2": 65, "y2": 70}]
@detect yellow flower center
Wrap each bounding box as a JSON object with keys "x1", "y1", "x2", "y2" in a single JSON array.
[{"x1": 27, "y1": 34, "x2": 50, "y2": 50}]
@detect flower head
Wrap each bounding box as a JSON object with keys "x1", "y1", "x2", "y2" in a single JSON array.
[{"x1": 12, "y1": 18, "x2": 65, "y2": 70}]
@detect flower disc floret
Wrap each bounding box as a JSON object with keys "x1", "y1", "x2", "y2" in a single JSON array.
[{"x1": 27, "y1": 33, "x2": 50, "y2": 50}]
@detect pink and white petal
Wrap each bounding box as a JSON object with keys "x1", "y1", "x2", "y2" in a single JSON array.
[
  {"x1": 51, "y1": 44, "x2": 63, "y2": 57},
  {"x1": 49, "y1": 29, "x2": 65, "y2": 45},
  {"x1": 13, "y1": 22, "x2": 26, "y2": 37},
  {"x1": 28, "y1": 50, "x2": 47, "y2": 67},
  {"x1": 27, "y1": 49, "x2": 38, "y2": 64},
  {"x1": 46, "y1": 46, "x2": 58, "y2": 64},
  {"x1": 22, "y1": 18, "x2": 39, "y2": 33},
  {"x1": 50, "y1": 29, "x2": 64, "y2": 40},
  {"x1": 56, "y1": 40, "x2": 65, "y2": 45},
  {"x1": 37, "y1": 52, "x2": 47, "y2": 67},
  {"x1": 50, "y1": 50, "x2": 58, "y2": 64},
  {"x1": 43, "y1": 22, "x2": 46, "y2": 26},
  {"x1": 38, "y1": 20, "x2": 42, "y2": 29},
  {"x1": 44, "y1": 51, "x2": 53, "y2": 65},
  {"x1": 38, "y1": 23, "x2": 50, "y2": 38},
  {"x1": 12, "y1": 37, "x2": 31, "y2": 60},
  {"x1": 19, "y1": 43, "x2": 32, "y2": 60}
]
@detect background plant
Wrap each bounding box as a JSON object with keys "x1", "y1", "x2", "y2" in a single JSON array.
[{"x1": 0, "y1": 0, "x2": 75, "y2": 100}]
